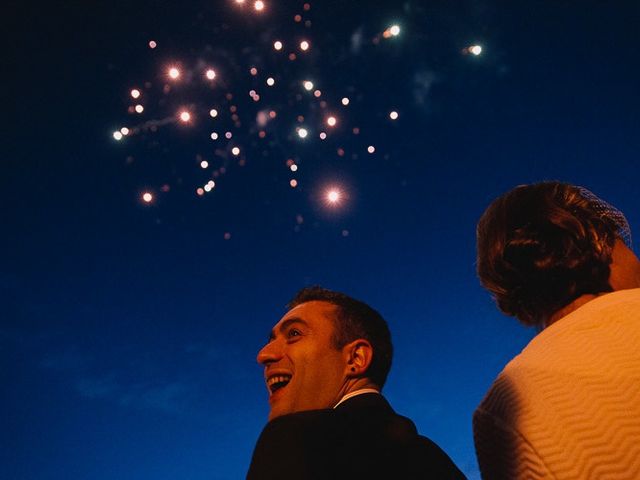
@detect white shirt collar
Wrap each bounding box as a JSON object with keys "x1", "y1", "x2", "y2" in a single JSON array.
[{"x1": 333, "y1": 388, "x2": 380, "y2": 409}]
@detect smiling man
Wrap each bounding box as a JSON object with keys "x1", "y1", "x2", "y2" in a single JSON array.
[{"x1": 247, "y1": 286, "x2": 465, "y2": 479}]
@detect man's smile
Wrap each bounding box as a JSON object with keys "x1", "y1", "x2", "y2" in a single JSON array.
[{"x1": 266, "y1": 373, "x2": 292, "y2": 395}]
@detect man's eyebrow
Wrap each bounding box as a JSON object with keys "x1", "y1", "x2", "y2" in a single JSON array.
[{"x1": 267, "y1": 317, "x2": 308, "y2": 341}]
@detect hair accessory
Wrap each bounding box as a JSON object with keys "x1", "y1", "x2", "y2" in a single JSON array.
[{"x1": 577, "y1": 186, "x2": 632, "y2": 248}]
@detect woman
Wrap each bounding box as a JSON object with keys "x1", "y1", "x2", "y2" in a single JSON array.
[{"x1": 474, "y1": 182, "x2": 640, "y2": 479}]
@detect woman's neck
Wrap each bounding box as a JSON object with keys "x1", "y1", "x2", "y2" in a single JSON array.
[{"x1": 545, "y1": 293, "x2": 601, "y2": 328}]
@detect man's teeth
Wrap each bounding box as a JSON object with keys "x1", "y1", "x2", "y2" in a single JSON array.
[{"x1": 267, "y1": 375, "x2": 292, "y2": 392}]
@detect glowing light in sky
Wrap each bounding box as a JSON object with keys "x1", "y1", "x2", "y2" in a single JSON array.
[
  {"x1": 142, "y1": 192, "x2": 153, "y2": 203},
  {"x1": 469, "y1": 44, "x2": 483, "y2": 55},
  {"x1": 326, "y1": 189, "x2": 341, "y2": 204},
  {"x1": 113, "y1": 8, "x2": 400, "y2": 208}
]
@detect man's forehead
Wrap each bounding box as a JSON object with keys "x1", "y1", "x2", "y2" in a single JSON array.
[{"x1": 273, "y1": 300, "x2": 337, "y2": 329}]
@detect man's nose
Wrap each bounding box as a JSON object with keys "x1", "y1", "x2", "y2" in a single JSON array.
[{"x1": 257, "y1": 340, "x2": 282, "y2": 365}]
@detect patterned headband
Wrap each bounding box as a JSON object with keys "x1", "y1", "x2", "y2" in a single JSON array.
[{"x1": 577, "y1": 186, "x2": 632, "y2": 248}]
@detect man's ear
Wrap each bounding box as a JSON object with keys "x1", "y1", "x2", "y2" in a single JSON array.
[{"x1": 343, "y1": 339, "x2": 373, "y2": 377}]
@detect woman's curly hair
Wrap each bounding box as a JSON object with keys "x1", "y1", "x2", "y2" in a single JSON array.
[{"x1": 477, "y1": 182, "x2": 629, "y2": 327}]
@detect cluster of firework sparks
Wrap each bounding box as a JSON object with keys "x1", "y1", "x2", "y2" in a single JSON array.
[{"x1": 111, "y1": 0, "x2": 483, "y2": 216}]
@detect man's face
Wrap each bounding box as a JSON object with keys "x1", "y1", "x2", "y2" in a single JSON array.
[{"x1": 257, "y1": 301, "x2": 349, "y2": 421}]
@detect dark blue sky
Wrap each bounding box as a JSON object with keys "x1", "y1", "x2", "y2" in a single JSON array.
[{"x1": 4, "y1": 1, "x2": 640, "y2": 478}]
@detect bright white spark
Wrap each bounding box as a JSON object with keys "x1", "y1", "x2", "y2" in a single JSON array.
[
  {"x1": 210, "y1": 132, "x2": 219, "y2": 140},
  {"x1": 327, "y1": 116, "x2": 337, "y2": 127},
  {"x1": 470, "y1": 45, "x2": 482, "y2": 55},
  {"x1": 326, "y1": 189, "x2": 341, "y2": 204},
  {"x1": 113, "y1": 131, "x2": 123, "y2": 141},
  {"x1": 254, "y1": 0, "x2": 264, "y2": 11},
  {"x1": 389, "y1": 25, "x2": 401, "y2": 36},
  {"x1": 297, "y1": 128, "x2": 308, "y2": 139},
  {"x1": 300, "y1": 40, "x2": 310, "y2": 51},
  {"x1": 341, "y1": 97, "x2": 350, "y2": 106},
  {"x1": 135, "y1": 104, "x2": 144, "y2": 113},
  {"x1": 179, "y1": 111, "x2": 191, "y2": 122},
  {"x1": 266, "y1": 77, "x2": 275, "y2": 86},
  {"x1": 389, "y1": 111, "x2": 399, "y2": 120},
  {"x1": 367, "y1": 145, "x2": 376, "y2": 153},
  {"x1": 120, "y1": 127, "x2": 130, "y2": 135},
  {"x1": 168, "y1": 67, "x2": 180, "y2": 79},
  {"x1": 142, "y1": 192, "x2": 153, "y2": 203},
  {"x1": 205, "y1": 69, "x2": 216, "y2": 80},
  {"x1": 231, "y1": 146, "x2": 240, "y2": 156},
  {"x1": 273, "y1": 40, "x2": 283, "y2": 50},
  {"x1": 303, "y1": 80, "x2": 314, "y2": 91},
  {"x1": 200, "y1": 160, "x2": 209, "y2": 169},
  {"x1": 209, "y1": 109, "x2": 218, "y2": 118},
  {"x1": 130, "y1": 89, "x2": 141, "y2": 99}
]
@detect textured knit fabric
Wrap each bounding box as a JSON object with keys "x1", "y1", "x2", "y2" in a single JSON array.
[{"x1": 474, "y1": 288, "x2": 640, "y2": 479}]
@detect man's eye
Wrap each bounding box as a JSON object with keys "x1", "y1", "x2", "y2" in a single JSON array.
[{"x1": 287, "y1": 329, "x2": 302, "y2": 339}]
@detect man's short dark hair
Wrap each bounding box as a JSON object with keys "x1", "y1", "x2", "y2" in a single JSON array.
[
  {"x1": 287, "y1": 286, "x2": 393, "y2": 388},
  {"x1": 477, "y1": 181, "x2": 630, "y2": 326}
]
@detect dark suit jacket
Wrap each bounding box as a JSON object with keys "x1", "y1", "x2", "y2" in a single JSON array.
[{"x1": 247, "y1": 393, "x2": 466, "y2": 479}]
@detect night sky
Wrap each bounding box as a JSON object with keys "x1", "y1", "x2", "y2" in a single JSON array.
[{"x1": 4, "y1": 1, "x2": 640, "y2": 479}]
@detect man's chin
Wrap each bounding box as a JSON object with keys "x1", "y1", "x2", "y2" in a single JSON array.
[{"x1": 267, "y1": 408, "x2": 288, "y2": 422}]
